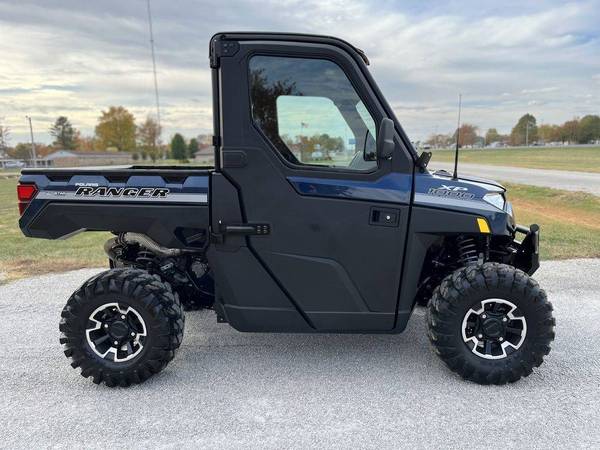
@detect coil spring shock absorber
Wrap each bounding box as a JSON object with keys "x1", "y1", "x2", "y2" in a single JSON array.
[
  {"x1": 135, "y1": 249, "x2": 158, "y2": 269},
  {"x1": 456, "y1": 236, "x2": 479, "y2": 265}
]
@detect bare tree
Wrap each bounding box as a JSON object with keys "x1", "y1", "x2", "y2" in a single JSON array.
[
  {"x1": 136, "y1": 116, "x2": 162, "y2": 161},
  {"x1": 0, "y1": 120, "x2": 10, "y2": 156}
]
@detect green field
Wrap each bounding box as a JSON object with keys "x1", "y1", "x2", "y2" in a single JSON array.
[
  {"x1": 0, "y1": 177, "x2": 599, "y2": 283},
  {"x1": 430, "y1": 146, "x2": 600, "y2": 173},
  {"x1": 0, "y1": 177, "x2": 108, "y2": 283},
  {"x1": 504, "y1": 183, "x2": 600, "y2": 260}
]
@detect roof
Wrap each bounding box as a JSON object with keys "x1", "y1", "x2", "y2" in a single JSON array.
[
  {"x1": 43, "y1": 150, "x2": 77, "y2": 160},
  {"x1": 211, "y1": 31, "x2": 370, "y2": 65}
]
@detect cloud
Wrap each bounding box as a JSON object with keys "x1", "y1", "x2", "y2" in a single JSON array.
[
  {"x1": 0, "y1": 0, "x2": 599, "y2": 144},
  {"x1": 521, "y1": 87, "x2": 560, "y2": 94}
]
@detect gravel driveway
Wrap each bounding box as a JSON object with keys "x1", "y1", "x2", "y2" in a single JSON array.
[{"x1": 1, "y1": 259, "x2": 599, "y2": 449}]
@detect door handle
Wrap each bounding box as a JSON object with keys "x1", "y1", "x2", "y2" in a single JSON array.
[
  {"x1": 220, "y1": 222, "x2": 270, "y2": 235},
  {"x1": 369, "y1": 207, "x2": 400, "y2": 227},
  {"x1": 210, "y1": 222, "x2": 270, "y2": 244}
]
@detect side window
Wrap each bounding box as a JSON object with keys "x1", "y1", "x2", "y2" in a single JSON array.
[{"x1": 249, "y1": 55, "x2": 378, "y2": 171}]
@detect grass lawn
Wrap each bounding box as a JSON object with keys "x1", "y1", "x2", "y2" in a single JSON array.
[
  {"x1": 504, "y1": 183, "x2": 600, "y2": 260},
  {"x1": 0, "y1": 177, "x2": 109, "y2": 284},
  {"x1": 0, "y1": 177, "x2": 599, "y2": 283},
  {"x1": 430, "y1": 146, "x2": 600, "y2": 173}
]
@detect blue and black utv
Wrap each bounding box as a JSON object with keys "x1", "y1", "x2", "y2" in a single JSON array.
[{"x1": 17, "y1": 32, "x2": 554, "y2": 387}]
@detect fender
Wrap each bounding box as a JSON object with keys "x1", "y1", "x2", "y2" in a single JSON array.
[{"x1": 393, "y1": 205, "x2": 513, "y2": 332}]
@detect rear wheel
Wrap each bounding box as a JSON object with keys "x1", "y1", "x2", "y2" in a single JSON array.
[
  {"x1": 427, "y1": 263, "x2": 555, "y2": 384},
  {"x1": 59, "y1": 268, "x2": 185, "y2": 387}
]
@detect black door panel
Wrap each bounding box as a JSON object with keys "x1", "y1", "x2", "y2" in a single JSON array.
[
  {"x1": 244, "y1": 189, "x2": 409, "y2": 314},
  {"x1": 211, "y1": 37, "x2": 414, "y2": 332}
]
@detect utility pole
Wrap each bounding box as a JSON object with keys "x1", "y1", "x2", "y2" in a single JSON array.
[
  {"x1": 25, "y1": 116, "x2": 37, "y2": 167},
  {"x1": 525, "y1": 120, "x2": 535, "y2": 147},
  {"x1": 146, "y1": 0, "x2": 164, "y2": 159}
]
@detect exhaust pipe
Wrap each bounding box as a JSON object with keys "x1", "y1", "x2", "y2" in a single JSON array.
[
  {"x1": 120, "y1": 233, "x2": 183, "y2": 257},
  {"x1": 103, "y1": 237, "x2": 119, "y2": 260},
  {"x1": 104, "y1": 233, "x2": 183, "y2": 259}
]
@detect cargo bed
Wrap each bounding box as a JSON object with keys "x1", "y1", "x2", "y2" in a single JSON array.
[{"x1": 19, "y1": 165, "x2": 212, "y2": 249}]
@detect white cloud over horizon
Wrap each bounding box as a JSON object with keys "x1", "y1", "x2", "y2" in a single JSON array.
[{"x1": 0, "y1": 0, "x2": 599, "y2": 145}]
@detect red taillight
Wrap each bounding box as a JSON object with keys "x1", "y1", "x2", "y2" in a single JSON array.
[{"x1": 17, "y1": 183, "x2": 38, "y2": 215}]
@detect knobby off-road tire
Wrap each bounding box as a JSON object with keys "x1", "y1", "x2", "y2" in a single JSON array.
[
  {"x1": 59, "y1": 268, "x2": 185, "y2": 387},
  {"x1": 109, "y1": 257, "x2": 213, "y2": 312},
  {"x1": 427, "y1": 263, "x2": 555, "y2": 384}
]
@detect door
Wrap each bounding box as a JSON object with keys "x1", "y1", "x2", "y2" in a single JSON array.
[{"x1": 212, "y1": 35, "x2": 415, "y2": 332}]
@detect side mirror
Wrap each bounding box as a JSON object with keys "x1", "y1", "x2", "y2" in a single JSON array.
[{"x1": 376, "y1": 118, "x2": 395, "y2": 159}]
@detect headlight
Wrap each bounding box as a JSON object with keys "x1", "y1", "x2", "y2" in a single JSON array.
[
  {"x1": 483, "y1": 193, "x2": 505, "y2": 210},
  {"x1": 505, "y1": 200, "x2": 516, "y2": 226}
]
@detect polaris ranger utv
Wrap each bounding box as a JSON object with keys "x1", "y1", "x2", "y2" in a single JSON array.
[{"x1": 17, "y1": 32, "x2": 554, "y2": 387}]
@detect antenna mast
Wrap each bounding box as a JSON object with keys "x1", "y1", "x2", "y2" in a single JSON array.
[
  {"x1": 452, "y1": 93, "x2": 462, "y2": 180},
  {"x1": 146, "y1": 0, "x2": 164, "y2": 158}
]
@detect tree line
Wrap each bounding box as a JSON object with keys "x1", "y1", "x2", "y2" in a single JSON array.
[
  {"x1": 3, "y1": 108, "x2": 599, "y2": 162},
  {"x1": 426, "y1": 113, "x2": 600, "y2": 148},
  {"x1": 0, "y1": 106, "x2": 206, "y2": 162}
]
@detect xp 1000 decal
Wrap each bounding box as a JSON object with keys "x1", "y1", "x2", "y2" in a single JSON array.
[{"x1": 427, "y1": 184, "x2": 475, "y2": 200}]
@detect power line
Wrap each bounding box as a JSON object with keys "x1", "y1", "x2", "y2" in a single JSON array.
[{"x1": 146, "y1": 0, "x2": 164, "y2": 158}]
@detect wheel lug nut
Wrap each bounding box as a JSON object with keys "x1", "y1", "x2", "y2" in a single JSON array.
[
  {"x1": 104, "y1": 324, "x2": 108, "y2": 329},
  {"x1": 121, "y1": 315, "x2": 126, "y2": 320},
  {"x1": 477, "y1": 334, "x2": 483, "y2": 339},
  {"x1": 113, "y1": 341, "x2": 119, "y2": 346},
  {"x1": 502, "y1": 317, "x2": 508, "y2": 322},
  {"x1": 481, "y1": 314, "x2": 487, "y2": 319},
  {"x1": 499, "y1": 337, "x2": 504, "y2": 341},
  {"x1": 130, "y1": 332, "x2": 135, "y2": 337}
]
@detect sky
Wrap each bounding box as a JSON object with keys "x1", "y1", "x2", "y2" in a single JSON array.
[{"x1": 1, "y1": 0, "x2": 599, "y2": 145}]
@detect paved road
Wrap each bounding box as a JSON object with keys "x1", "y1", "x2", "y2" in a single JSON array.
[
  {"x1": 432, "y1": 162, "x2": 600, "y2": 195},
  {"x1": 1, "y1": 260, "x2": 599, "y2": 449}
]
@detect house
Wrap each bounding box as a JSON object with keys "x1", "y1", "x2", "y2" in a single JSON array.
[
  {"x1": 193, "y1": 144, "x2": 214, "y2": 164},
  {"x1": 41, "y1": 150, "x2": 133, "y2": 167}
]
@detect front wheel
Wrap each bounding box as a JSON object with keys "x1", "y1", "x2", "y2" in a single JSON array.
[
  {"x1": 59, "y1": 268, "x2": 185, "y2": 387},
  {"x1": 427, "y1": 263, "x2": 555, "y2": 384}
]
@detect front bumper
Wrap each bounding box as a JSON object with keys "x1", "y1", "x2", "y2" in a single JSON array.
[{"x1": 513, "y1": 224, "x2": 540, "y2": 275}]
